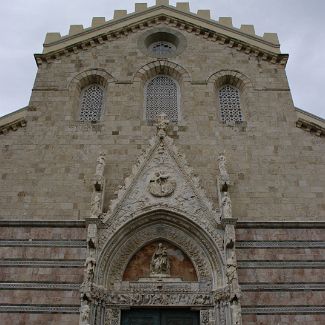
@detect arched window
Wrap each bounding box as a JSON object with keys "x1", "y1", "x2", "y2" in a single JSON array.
[
  {"x1": 145, "y1": 75, "x2": 179, "y2": 123},
  {"x1": 219, "y1": 85, "x2": 243, "y2": 123},
  {"x1": 80, "y1": 84, "x2": 104, "y2": 121}
]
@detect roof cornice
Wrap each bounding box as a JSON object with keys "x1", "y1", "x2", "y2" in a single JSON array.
[{"x1": 35, "y1": 3, "x2": 288, "y2": 67}]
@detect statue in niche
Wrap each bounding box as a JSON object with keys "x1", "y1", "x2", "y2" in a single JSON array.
[
  {"x1": 221, "y1": 192, "x2": 232, "y2": 220},
  {"x1": 80, "y1": 303, "x2": 90, "y2": 325},
  {"x1": 224, "y1": 224, "x2": 236, "y2": 249},
  {"x1": 218, "y1": 152, "x2": 230, "y2": 192},
  {"x1": 94, "y1": 152, "x2": 106, "y2": 191},
  {"x1": 90, "y1": 191, "x2": 102, "y2": 218},
  {"x1": 84, "y1": 257, "x2": 96, "y2": 283},
  {"x1": 148, "y1": 171, "x2": 176, "y2": 197},
  {"x1": 150, "y1": 243, "x2": 170, "y2": 277},
  {"x1": 95, "y1": 152, "x2": 106, "y2": 177},
  {"x1": 226, "y1": 252, "x2": 241, "y2": 301}
]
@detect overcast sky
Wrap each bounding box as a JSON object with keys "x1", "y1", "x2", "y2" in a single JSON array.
[{"x1": 0, "y1": 0, "x2": 324, "y2": 118}]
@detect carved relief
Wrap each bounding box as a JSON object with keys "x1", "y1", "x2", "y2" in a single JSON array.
[
  {"x1": 98, "y1": 222, "x2": 219, "y2": 287},
  {"x1": 148, "y1": 171, "x2": 176, "y2": 197},
  {"x1": 150, "y1": 243, "x2": 170, "y2": 276},
  {"x1": 99, "y1": 129, "x2": 222, "y2": 251},
  {"x1": 123, "y1": 241, "x2": 197, "y2": 281},
  {"x1": 90, "y1": 285, "x2": 213, "y2": 307}
]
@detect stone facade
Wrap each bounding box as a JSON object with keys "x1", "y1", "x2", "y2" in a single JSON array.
[{"x1": 0, "y1": 1, "x2": 324, "y2": 324}]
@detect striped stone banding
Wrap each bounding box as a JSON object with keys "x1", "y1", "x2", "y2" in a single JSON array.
[
  {"x1": 0, "y1": 220, "x2": 85, "y2": 227},
  {"x1": 236, "y1": 222, "x2": 325, "y2": 229},
  {"x1": 0, "y1": 259, "x2": 84, "y2": 267},
  {"x1": 0, "y1": 239, "x2": 86, "y2": 247},
  {"x1": 0, "y1": 304, "x2": 80, "y2": 314},
  {"x1": 238, "y1": 260, "x2": 325, "y2": 269},
  {"x1": 242, "y1": 306, "x2": 325, "y2": 314},
  {"x1": 241, "y1": 283, "x2": 325, "y2": 291},
  {"x1": 236, "y1": 241, "x2": 325, "y2": 249},
  {"x1": 0, "y1": 282, "x2": 81, "y2": 290}
]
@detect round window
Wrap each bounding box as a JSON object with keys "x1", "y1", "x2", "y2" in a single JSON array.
[
  {"x1": 149, "y1": 41, "x2": 176, "y2": 56},
  {"x1": 138, "y1": 28, "x2": 187, "y2": 58}
]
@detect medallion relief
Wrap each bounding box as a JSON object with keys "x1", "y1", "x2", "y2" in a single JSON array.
[{"x1": 148, "y1": 171, "x2": 176, "y2": 197}]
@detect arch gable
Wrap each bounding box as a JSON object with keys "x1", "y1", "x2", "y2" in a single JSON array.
[{"x1": 96, "y1": 211, "x2": 225, "y2": 289}]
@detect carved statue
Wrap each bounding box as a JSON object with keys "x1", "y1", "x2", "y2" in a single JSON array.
[
  {"x1": 231, "y1": 299, "x2": 242, "y2": 325},
  {"x1": 84, "y1": 257, "x2": 96, "y2": 283},
  {"x1": 94, "y1": 152, "x2": 106, "y2": 191},
  {"x1": 156, "y1": 113, "x2": 169, "y2": 139},
  {"x1": 224, "y1": 224, "x2": 236, "y2": 249},
  {"x1": 221, "y1": 192, "x2": 232, "y2": 220},
  {"x1": 95, "y1": 152, "x2": 106, "y2": 177},
  {"x1": 87, "y1": 224, "x2": 97, "y2": 250},
  {"x1": 150, "y1": 243, "x2": 170, "y2": 277},
  {"x1": 218, "y1": 152, "x2": 230, "y2": 192},
  {"x1": 90, "y1": 191, "x2": 102, "y2": 218},
  {"x1": 226, "y1": 252, "x2": 241, "y2": 301},
  {"x1": 80, "y1": 303, "x2": 90, "y2": 325}
]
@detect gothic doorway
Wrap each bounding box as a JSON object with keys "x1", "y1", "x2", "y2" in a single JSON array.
[{"x1": 121, "y1": 309, "x2": 199, "y2": 325}]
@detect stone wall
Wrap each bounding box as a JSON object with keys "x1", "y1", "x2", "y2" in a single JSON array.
[
  {"x1": 0, "y1": 26, "x2": 324, "y2": 221},
  {"x1": 0, "y1": 221, "x2": 86, "y2": 323},
  {"x1": 237, "y1": 222, "x2": 325, "y2": 324}
]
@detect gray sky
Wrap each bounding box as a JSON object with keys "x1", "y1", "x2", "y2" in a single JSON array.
[{"x1": 0, "y1": 0, "x2": 324, "y2": 118}]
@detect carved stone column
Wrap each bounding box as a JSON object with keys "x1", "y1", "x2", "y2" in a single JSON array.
[
  {"x1": 218, "y1": 152, "x2": 242, "y2": 325},
  {"x1": 80, "y1": 152, "x2": 107, "y2": 325}
]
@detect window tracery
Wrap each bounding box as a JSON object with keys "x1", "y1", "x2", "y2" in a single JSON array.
[
  {"x1": 145, "y1": 75, "x2": 179, "y2": 123},
  {"x1": 80, "y1": 84, "x2": 104, "y2": 121},
  {"x1": 219, "y1": 85, "x2": 243, "y2": 123}
]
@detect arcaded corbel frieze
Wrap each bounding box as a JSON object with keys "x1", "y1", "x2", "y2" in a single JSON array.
[
  {"x1": 296, "y1": 117, "x2": 325, "y2": 137},
  {"x1": 0, "y1": 117, "x2": 27, "y2": 135}
]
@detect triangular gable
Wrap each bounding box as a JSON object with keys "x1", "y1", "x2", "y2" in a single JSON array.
[
  {"x1": 36, "y1": 1, "x2": 287, "y2": 67},
  {"x1": 102, "y1": 134, "x2": 221, "y2": 229}
]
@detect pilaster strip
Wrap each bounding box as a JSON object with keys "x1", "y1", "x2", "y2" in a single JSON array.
[
  {"x1": 236, "y1": 241, "x2": 325, "y2": 249},
  {"x1": 0, "y1": 259, "x2": 84, "y2": 268},
  {"x1": 238, "y1": 260, "x2": 325, "y2": 269},
  {"x1": 0, "y1": 239, "x2": 86, "y2": 247},
  {"x1": 0, "y1": 304, "x2": 80, "y2": 314},
  {"x1": 0, "y1": 282, "x2": 81, "y2": 290},
  {"x1": 241, "y1": 283, "x2": 325, "y2": 291},
  {"x1": 242, "y1": 306, "x2": 325, "y2": 315}
]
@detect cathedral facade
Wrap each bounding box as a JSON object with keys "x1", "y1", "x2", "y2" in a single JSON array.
[{"x1": 0, "y1": 1, "x2": 325, "y2": 324}]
